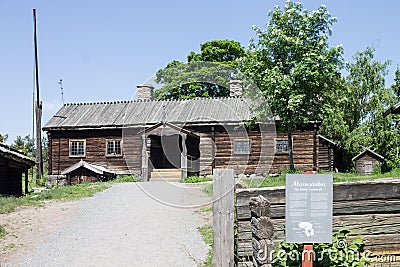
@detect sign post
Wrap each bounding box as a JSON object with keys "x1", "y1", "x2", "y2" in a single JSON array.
[{"x1": 285, "y1": 174, "x2": 333, "y2": 266}]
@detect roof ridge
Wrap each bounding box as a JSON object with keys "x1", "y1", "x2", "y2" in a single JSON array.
[
  {"x1": 64, "y1": 100, "x2": 132, "y2": 106},
  {"x1": 63, "y1": 95, "x2": 245, "y2": 106}
]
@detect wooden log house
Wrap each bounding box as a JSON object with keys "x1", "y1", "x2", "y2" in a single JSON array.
[
  {"x1": 43, "y1": 81, "x2": 341, "y2": 182},
  {"x1": 0, "y1": 143, "x2": 35, "y2": 195}
]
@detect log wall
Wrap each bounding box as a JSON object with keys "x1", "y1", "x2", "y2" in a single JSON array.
[
  {"x1": 355, "y1": 153, "x2": 383, "y2": 175},
  {"x1": 48, "y1": 129, "x2": 142, "y2": 176},
  {"x1": 318, "y1": 140, "x2": 333, "y2": 171},
  {"x1": 194, "y1": 125, "x2": 316, "y2": 176},
  {"x1": 236, "y1": 179, "x2": 400, "y2": 266},
  {"x1": 48, "y1": 125, "x2": 319, "y2": 177}
]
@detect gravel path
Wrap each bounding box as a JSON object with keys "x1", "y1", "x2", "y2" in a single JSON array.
[{"x1": 14, "y1": 182, "x2": 211, "y2": 267}]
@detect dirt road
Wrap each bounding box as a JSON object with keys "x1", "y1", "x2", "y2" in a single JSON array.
[{"x1": 0, "y1": 182, "x2": 211, "y2": 267}]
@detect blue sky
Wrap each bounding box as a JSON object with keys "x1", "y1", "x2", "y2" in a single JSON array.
[{"x1": 1, "y1": 0, "x2": 400, "y2": 144}]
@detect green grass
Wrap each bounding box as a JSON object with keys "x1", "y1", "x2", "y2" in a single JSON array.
[
  {"x1": 203, "y1": 183, "x2": 213, "y2": 197},
  {"x1": 195, "y1": 205, "x2": 213, "y2": 213},
  {"x1": 198, "y1": 224, "x2": 213, "y2": 267},
  {"x1": 245, "y1": 168, "x2": 400, "y2": 188},
  {"x1": 0, "y1": 225, "x2": 6, "y2": 239},
  {"x1": 182, "y1": 176, "x2": 213, "y2": 183},
  {"x1": 0, "y1": 182, "x2": 110, "y2": 214},
  {"x1": 0, "y1": 196, "x2": 39, "y2": 214},
  {"x1": 33, "y1": 183, "x2": 109, "y2": 201},
  {"x1": 0, "y1": 175, "x2": 141, "y2": 215},
  {"x1": 330, "y1": 168, "x2": 400, "y2": 182},
  {"x1": 110, "y1": 175, "x2": 139, "y2": 183}
]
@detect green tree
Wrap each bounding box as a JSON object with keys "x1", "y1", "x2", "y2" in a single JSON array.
[
  {"x1": 155, "y1": 40, "x2": 245, "y2": 99},
  {"x1": 187, "y1": 40, "x2": 244, "y2": 68},
  {"x1": 239, "y1": 1, "x2": 344, "y2": 170},
  {"x1": 343, "y1": 47, "x2": 399, "y2": 169},
  {"x1": 11, "y1": 135, "x2": 35, "y2": 156},
  {"x1": 391, "y1": 67, "x2": 400, "y2": 98}
]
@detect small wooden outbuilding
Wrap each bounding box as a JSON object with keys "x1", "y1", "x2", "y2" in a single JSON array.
[
  {"x1": 0, "y1": 143, "x2": 35, "y2": 195},
  {"x1": 318, "y1": 135, "x2": 343, "y2": 172},
  {"x1": 352, "y1": 148, "x2": 384, "y2": 175},
  {"x1": 61, "y1": 160, "x2": 116, "y2": 185}
]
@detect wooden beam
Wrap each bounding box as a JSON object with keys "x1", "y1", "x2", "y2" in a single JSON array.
[
  {"x1": 213, "y1": 169, "x2": 234, "y2": 267},
  {"x1": 141, "y1": 134, "x2": 148, "y2": 182},
  {"x1": 24, "y1": 169, "x2": 29, "y2": 195},
  {"x1": 180, "y1": 134, "x2": 187, "y2": 181}
]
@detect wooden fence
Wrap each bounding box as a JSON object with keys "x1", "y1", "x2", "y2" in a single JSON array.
[
  {"x1": 213, "y1": 169, "x2": 235, "y2": 266},
  {"x1": 236, "y1": 178, "x2": 400, "y2": 266}
]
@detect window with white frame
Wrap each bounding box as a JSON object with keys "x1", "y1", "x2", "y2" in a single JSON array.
[
  {"x1": 275, "y1": 139, "x2": 289, "y2": 153},
  {"x1": 69, "y1": 140, "x2": 86, "y2": 157},
  {"x1": 106, "y1": 140, "x2": 122, "y2": 156},
  {"x1": 234, "y1": 140, "x2": 250, "y2": 154}
]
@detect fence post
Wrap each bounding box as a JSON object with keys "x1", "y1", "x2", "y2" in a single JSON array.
[{"x1": 213, "y1": 168, "x2": 235, "y2": 267}]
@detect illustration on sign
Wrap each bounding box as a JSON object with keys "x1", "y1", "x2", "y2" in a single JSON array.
[
  {"x1": 285, "y1": 174, "x2": 333, "y2": 243},
  {"x1": 298, "y1": 222, "x2": 315, "y2": 237}
]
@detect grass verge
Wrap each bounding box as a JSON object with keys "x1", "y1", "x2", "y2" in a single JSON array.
[
  {"x1": 203, "y1": 184, "x2": 213, "y2": 197},
  {"x1": 0, "y1": 182, "x2": 109, "y2": 214},
  {"x1": 0, "y1": 225, "x2": 6, "y2": 239},
  {"x1": 245, "y1": 168, "x2": 400, "y2": 188},
  {"x1": 198, "y1": 224, "x2": 213, "y2": 267},
  {"x1": 33, "y1": 183, "x2": 109, "y2": 202},
  {"x1": 109, "y1": 175, "x2": 139, "y2": 183},
  {"x1": 182, "y1": 176, "x2": 213, "y2": 183},
  {"x1": 0, "y1": 175, "x2": 140, "y2": 215}
]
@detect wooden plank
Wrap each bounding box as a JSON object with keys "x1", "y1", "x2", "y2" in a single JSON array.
[
  {"x1": 237, "y1": 240, "x2": 253, "y2": 257},
  {"x1": 264, "y1": 214, "x2": 400, "y2": 245},
  {"x1": 237, "y1": 221, "x2": 252, "y2": 240},
  {"x1": 238, "y1": 198, "x2": 400, "y2": 220},
  {"x1": 237, "y1": 261, "x2": 254, "y2": 267},
  {"x1": 213, "y1": 169, "x2": 234, "y2": 267},
  {"x1": 236, "y1": 179, "x2": 400, "y2": 206},
  {"x1": 236, "y1": 180, "x2": 400, "y2": 263}
]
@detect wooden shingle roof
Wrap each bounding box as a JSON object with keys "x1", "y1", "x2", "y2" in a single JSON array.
[
  {"x1": 61, "y1": 160, "x2": 115, "y2": 175},
  {"x1": 0, "y1": 143, "x2": 35, "y2": 166},
  {"x1": 383, "y1": 101, "x2": 400, "y2": 117},
  {"x1": 352, "y1": 148, "x2": 384, "y2": 161},
  {"x1": 43, "y1": 97, "x2": 255, "y2": 130}
]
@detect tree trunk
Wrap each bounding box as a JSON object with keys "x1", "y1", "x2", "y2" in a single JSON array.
[{"x1": 288, "y1": 126, "x2": 295, "y2": 171}]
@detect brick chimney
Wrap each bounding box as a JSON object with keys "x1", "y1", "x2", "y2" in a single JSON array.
[
  {"x1": 136, "y1": 84, "x2": 154, "y2": 101},
  {"x1": 229, "y1": 80, "x2": 243, "y2": 97}
]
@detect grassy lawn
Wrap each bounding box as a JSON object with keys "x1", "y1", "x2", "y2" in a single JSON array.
[
  {"x1": 198, "y1": 224, "x2": 212, "y2": 267},
  {"x1": 182, "y1": 176, "x2": 213, "y2": 183},
  {"x1": 0, "y1": 175, "x2": 138, "y2": 215},
  {"x1": 245, "y1": 168, "x2": 400, "y2": 188}
]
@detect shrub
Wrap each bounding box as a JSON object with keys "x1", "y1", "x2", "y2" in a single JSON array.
[{"x1": 272, "y1": 228, "x2": 370, "y2": 266}]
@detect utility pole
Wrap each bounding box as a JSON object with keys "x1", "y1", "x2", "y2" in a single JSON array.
[{"x1": 33, "y1": 9, "x2": 43, "y2": 184}]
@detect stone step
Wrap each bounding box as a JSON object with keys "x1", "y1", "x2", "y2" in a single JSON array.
[
  {"x1": 150, "y1": 169, "x2": 181, "y2": 182},
  {"x1": 152, "y1": 169, "x2": 182, "y2": 173}
]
